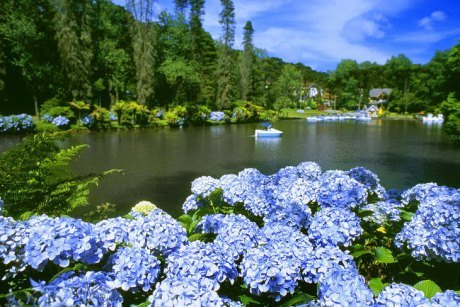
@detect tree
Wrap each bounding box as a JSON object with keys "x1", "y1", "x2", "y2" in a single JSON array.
[
  {"x1": 273, "y1": 64, "x2": 302, "y2": 108},
  {"x1": 329, "y1": 59, "x2": 359, "y2": 109},
  {"x1": 50, "y1": 0, "x2": 94, "y2": 101},
  {"x1": 240, "y1": 21, "x2": 254, "y2": 101},
  {"x1": 440, "y1": 93, "x2": 460, "y2": 143},
  {"x1": 127, "y1": 0, "x2": 156, "y2": 105},
  {"x1": 216, "y1": 0, "x2": 236, "y2": 110}
]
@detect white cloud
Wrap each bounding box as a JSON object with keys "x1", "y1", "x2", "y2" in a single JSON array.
[
  {"x1": 418, "y1": 10, "x2": 447, "y2": 30},
  {"x1": 395, "y1": 28, "x2": 460, "y2": 44}
]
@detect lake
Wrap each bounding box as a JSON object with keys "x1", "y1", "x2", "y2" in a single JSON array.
[{"x1": 1, "y1": 119, "x2": 459, "y2": 217}]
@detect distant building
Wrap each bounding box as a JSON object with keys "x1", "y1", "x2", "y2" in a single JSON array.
[{"x1": 369, "y1": 88, "x2": 392, "y2": 104}]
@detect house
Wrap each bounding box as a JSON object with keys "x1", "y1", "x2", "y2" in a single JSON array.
[
  {"x1": 369, "y1": 88, "x2": 392, "y2": 104},
  {"x1": 366, "y1": 105, "x2": 379, "y2": 118}
]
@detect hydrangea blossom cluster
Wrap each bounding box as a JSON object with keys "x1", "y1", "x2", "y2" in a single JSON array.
[
  {"x1": 400, "y1": 182, "x2": 456, "y2": 206},
  {"x1": 80, "y1": 115, "x2": 94, "y2": 128},
  {"x1": 149, "y1": 276, "x2": 228, "y2": 306},
  {"x1": 375, "y1": 283, "x2": 429, "y2": 306},
  {"x1": 198, "y1": 214, "x2": 262, "y2": 260},
  {"x1": 94, "y1": 217, "x2": 132, "y2": 251},
  {"x1": 191, "y1": 176, "x2": 220, "y2": 198},
  {"x1": 107, "y1": 246, "x2": 161, "y2": 292},
  {"x1": 316, "y1": 170, "x2": 368, "y2": 209},
  {"x1": 23, "y1": 216, "x2": 105, "y2": 270},
  {"x1": 347, "y1": 166, "x2": 386, "y2": 199},
  {"x1": 0, "y1": 114, "x2": 34, "y2": 133},
  {"x1": 360, "y1": 200, "x2": 403, "y2": 224},
  {"x1": 182, "y1": 194, "x2": 206, "y2": 213},
  {"x1": 308, "y1": 207, "x2": 363, "y2": 247},
  {"x1": 263, "y1": 202, "x2": 311, "y2": 229},
  {"x1": 209, "y1": 111, "x2": 226, "y2": 122},
  {"x1": 165, "y1": 241, "x2": 238, "y2": 291},
  {"x1": 316, "y1": 265, "x2": 374, "y2": 306},
  {"x1": 109, "y1": 112, "x2": 118, "y2": 121},
  {"x1": 51, "y1": 115, "x2": 70, "y2": 128},
  {"x1": 273, "y1": 178, "x2": 317, "y2": 209},
  {"x1": 131, "y1": 200, "x2": 158, "y2": 215},
  {"x1": 0, "y1": 216, "x2": 29, "y2": 276},
  {"x1": 431, "y1": 290, "x2": 460, "y2": 306},
  {"x1": 127, "y1": 209, "x2": 188, "y2": 256},
  {"x1": 41, "y1": 114, "x2": 53, "y2": 123},
  {"x1": 395, "y1": 191, "x2": 460, "y2": 262},
  {"x1": 32, "y1": 271, "x2": 122, "y2": 306}
]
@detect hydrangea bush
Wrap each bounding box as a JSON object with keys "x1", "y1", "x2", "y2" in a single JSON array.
[
  {"x1": 1, "y1": 162, "x2": 459, "y2": 306},
  {"x1": 0, "y1": 114, "x2": 34, "y2": 133}
]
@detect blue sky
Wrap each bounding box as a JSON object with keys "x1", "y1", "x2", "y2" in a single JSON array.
[{"x1": 114, "y1": 0, "x2": 460, "y2": 72}]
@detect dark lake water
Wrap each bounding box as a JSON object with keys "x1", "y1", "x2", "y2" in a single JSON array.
[{"x1": 1, "y1": 119, "x2": 459, "y2": 217}]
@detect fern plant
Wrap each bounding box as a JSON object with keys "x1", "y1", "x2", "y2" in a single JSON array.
[{"x1": 0, "y1": 132, "x2": 122, "y2": 219}]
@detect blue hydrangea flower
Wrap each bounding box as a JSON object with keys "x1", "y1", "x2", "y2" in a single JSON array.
[
  {"x1": 109, "y1": 112, "x2": 118, "y2": 121},
  {"x1": 80, "y1": 115, "x2": 94, "y2": 128},
  {"x1": 165, "y1": 241, "x2": 238, "y2": 291},
  {"x1": 0, "y1": 114, "x2": 34, "y2": 132},
  {"x1": 41, "y1": 114, "x2": 53, "y2": 123},
  {"x1": 191, "y1": 176, "x2": 220, "y2": 198},
  {"x1": 273, "y1": 178, "x2": 317, "y2": 208},
  {"x1": 127, "y1": 209, "x2": 188, "y2": 257},
  {"x1": 401, "y1": 183, "x2": 456, "y2": 206},
  {"x1": 317, "y1": 170, "x2": 368, "y2": 209},
  {"x1": 198, "y1": 214, "x2": 262, "y2": 260},
  {"x1": 94, "y1": 217, "x2": 132, "y2": 251},
  {"x1": 32, "y1": 271, "x2": 122, "y2": 306},
  {"x1": 51, "y1": 115, "x2": 70, "y2": 128},
  {"x1": 106, "y1": 246, "x2": 161, "y2": 292},
  {"x1": 375, "y1": 283, "x2": 429, "y2": 306},
  {"x1": 431, "y1": 290, "x2": 460, "y2": 306},
  {"x1": 149, "y1": 276, "x2": 227, "y2": 306},
  {"x1": 23, "y1": 216, "x2": 105, "y2": 271},
  {"x1": 263, "y1": 202, "x2": 312, "y2": 230},
  {"x1": 239, "y1": 243, "x2": 303, "y2": 301},
  {"x1": 182, "y1": 194, "x2": 206, "y2": 213},
  {"x1": 301, "y1": 246, "x2": 354, "y2": 283},
  {"x1": 308, "y1": 207, "x2": 363, "y2": 247},
  {"x1": 317, "y1": 265, "x2": 374, "y2": 306},
  {"x1": 347, "y1": 166, "x2": 386, "y2": 199},
  {"x1": 0, "y1": 216, "x2": 29, "y2": 276},
  {"x1": 296, "y1": 161, "x2": 322, "y2": 181},
  {"x1": 209, "y1": 111, "x2": 226, "y2": 122},
  {"x1": 395, "y1": 192, "x2": 460, "y2": 262},
  {"x1": 360, "y1": 200, "x2": 403, "y2": 224}
]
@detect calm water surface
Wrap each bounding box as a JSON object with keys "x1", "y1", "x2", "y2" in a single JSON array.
[{"x1": 1, "y1": 119, "x2": 459, "y2": 217}]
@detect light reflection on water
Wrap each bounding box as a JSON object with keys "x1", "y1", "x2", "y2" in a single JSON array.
[{"x1": 0, "y1": 119, "x2": 458, "y2": 217}]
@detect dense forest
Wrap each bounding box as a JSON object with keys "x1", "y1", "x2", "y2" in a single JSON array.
[{"x1": 0, "y1": 0, "x2": 459, "y2": 139}]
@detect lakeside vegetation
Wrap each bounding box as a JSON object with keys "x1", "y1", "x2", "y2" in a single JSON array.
[{"x1": 0, "y1": 0, "x2": 459, "y2": 141}]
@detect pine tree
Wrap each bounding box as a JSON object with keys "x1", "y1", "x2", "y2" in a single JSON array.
[
  {"x1": 216, "y1": 0, "x2": 235, "y2": 110},
  {"x1": 240, "y1": 21, "x2": 254, "y2": 101},
  {"x1": 127, "y1": 0, "x2": 156, "y2": 105}
]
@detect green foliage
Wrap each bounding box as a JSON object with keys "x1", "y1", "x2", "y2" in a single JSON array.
[
  {"x1": 440, "y1": 93, "x2": 460, "y2": 143},
  {"x1": 413, "y1": 280, "x2": 442, "y2": 299},
  {"x1": 41, "y1": 106, "x2": 74, "y2": 119},
  {"x1": 0, "y1": 132, "x2": 122, "y2": 218}
]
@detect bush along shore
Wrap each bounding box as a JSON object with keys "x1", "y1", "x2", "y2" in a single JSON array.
[
  {"x1": 0, "y1": 162, "x2": 459, "y2": 305},
  {"x1": 0, "y1": 100, "x2": 278, "y2": 134}
]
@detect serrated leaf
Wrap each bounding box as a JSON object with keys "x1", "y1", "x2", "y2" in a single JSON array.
[
  {"x1": 178, "y1": 214, "x2": 192, "y2": 224},
  {"x1": 400, "y1": 210, "x2": 414, "y2": 221},
  {"x1": 188, "y1": 219, "x2": 201, "y2": 234},
  {"x1": 374, "y1": 247, "x2": 397, "y2": 263},
  {"x1": 188, "y1": 233, "x2": 205, "y2": 242},
  {"x1": 279, "y1": 293, "x2": 315, "y2": 307},
  {"x1": 238, "y1": 295, "x2": 262, "y2": 305},
  {"x1": 368, "y1": 278, "x2": 385, "y2": 296},
  {"x1": 413, "y1": 280, "x2": 442, "y2": 299},
  {"x1": 351, "y1": 250, "x2": 372, "y2": 258}
]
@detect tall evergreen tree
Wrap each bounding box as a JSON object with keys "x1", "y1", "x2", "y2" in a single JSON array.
[
  {"x1": 174, "y1": 0, "x2": 188, "y2": 17},
  {"x1": 240, "y1": 21, "x2": 254, "y2": 101},
  {"x1": 127, "y1": 0, "x2": 156, "y2": 105},
  {"x1": 50, "y1": 0, "x2": 94, "y2": 101},
  {"x1": 216, "y1": 0, "x2": 235, "y2": 110}
]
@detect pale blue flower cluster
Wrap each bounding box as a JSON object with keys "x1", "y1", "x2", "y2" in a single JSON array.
[
  {"x1": 80, "y1": 114, "x2": 94, "y2": 128},
  {"x1": 308, "y1": 207, "x2": 363, "y2": 247},
  {"x1": 191, "y1": 175, "x2": 220, "y2": 198},
  {"x1": 431, "y1": 290, "x2": 460, "y2": 306},
  {"x1": 51, "y1": 115, "x2": 70, "y2": 128},
  {"x1": 41, "y1": 114, "x2": 53, "y2": 123},
  {"x1": 32, "y1": 271, "x2": 123, "y2": 306},
  {"x1": 198, "y1": 214, "x2": 261, "y2": 260},
  {"x1": 209, "y1": 111, "x2": 226, "y2": 122},
  {"x1": 127, "y1": 209, "x2": 188, "y2": 256},
  {"x1": 165, "y1": 241, "x2": 237, "y2": 291},
  {"x1": 182, "y1": 194, "x2": 205, "y2": 213},
  {"x1": 347, "y1": 166, "x2": 386, "y2": 199},
  {"x1": 0, "y1": 216, "x2": 29, "y2": 276},
  {"x1": 263, "y1": 202, "x2": 311, "y2": 229},
  {"x1": 107, "y1": 246, "x2": 161, "y2": 292},
  {"x1": 395, "y1": 191, "x2": 460, "y2": 262},
  {"x1": 375, "y1": 283, "x2": 429, "y2": 306},
  {"x1": 316, "y1": 170, "x2": 368, "y2": 209},
  {"x1": 109, "y1": 112, "x2": 117, "y2": 121},
  {"x1": 317, "y1": 265, "x2": 374, "y2": 306},
  {"x1": 149, "y1": 276, "x2": 227, "y2": 306},
  {"x1": 0, "y1": 114, "x2": 34, "y2": 133},
  {"x1": 360, "y1": 200, "x2": 403, "y2": 224},
  {"x1": 94, "y1": 217, "x2": 132, "y2": 251}
]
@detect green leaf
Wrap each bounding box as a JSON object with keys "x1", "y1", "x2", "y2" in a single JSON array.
[
  {"x1": 238, "y1": 295, "x2": 262, "y2": 305},
  {"x1": 351, "y1": 250, "x2": 372, "y2": 258},
  {"x1": 357, "y1": 209, "x2": 375, "y2": 218},
  {"x1": 178, "y1": 214, "x2": 192, "y2": 224},
  {"x1": 373, "y1": 247, "x2": 397, "y2": 263},
  {"x1": 279, "y1": 293, "x2": 315, "y2": 307},
  {"x1": 188, "y1": 233, "x2": 205, "y2": 242},
  {"x1": 400, "y1": 210, "x2": 415, "y2": 221},
  {"x1": 188, "y1": 219, "x2": 201, "y2": 234},
  {"x1": 368, "y1": 278, "x2": 385, "y2": 296},
  {"x1": 413, "y1": 280, "x2": 442, "y2": 299}
]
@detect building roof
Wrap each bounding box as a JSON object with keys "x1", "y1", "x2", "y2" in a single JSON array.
[{"x1": 369, "y1": 88, "x2": 392, "y2": 98}]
